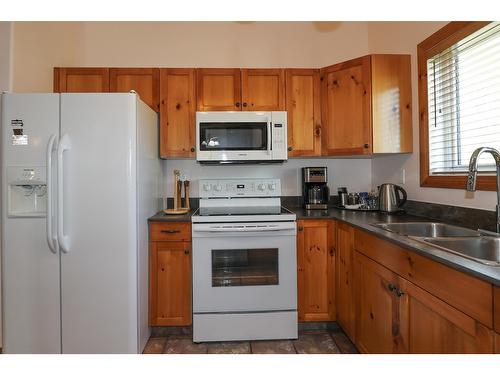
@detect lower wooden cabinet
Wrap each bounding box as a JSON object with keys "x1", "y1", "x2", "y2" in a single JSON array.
[
  {"x1": 401, "y1": 277, "x2": 494, "y2": 353},
  {"x1": 335, "y1": 222, "x2": 356, "y2": 341},
  {"x1": 355, "y1": 251, "x2": 406, "y2": 353},
  {"x1": 297, "y1": 219, "x2": 336, "y2": 321},
  {"x1": 149, "y1": 222, "x2": 192, "y2": 326},
  {"x1": 496, "y1": 333, "x2": 500, "y2": 353},
  {"x1": 355, "y1": 250, "x2": 494, "y2": 353}
]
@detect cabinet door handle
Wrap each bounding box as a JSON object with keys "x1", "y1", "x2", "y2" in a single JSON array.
[
  {"x1": 242, "y1": 102, "x2": 248, "y2": 107},
  {"x1": 190, "y1": 147, "x2": 195, "y2": 152},
  {"x1": 184, "y1": 250, "x2": 190, "y2": 255},
  {"x1": 388, "y1": 283, "x2": 397, "y2": 292},
  {"x1": 235, "y1": 102, "x2": 241, "y2": 108},
  {"x1": 298, "y1": 226, "x2": 304, "y2": 232},
  {"x1": 396, "y1": 289, "x2": 405, "y2": 297},
  {"x1": 161, "y1": 229, "x2": 181, "y2": 234},
  {"x1": 329, "y1": 247, "x2": 335, "y2": 256},
  {"x1": 288, "y1": 146, "x2": 293, "y2": 152},
  {"x1": 315, "y1": 126, "x2": 321, "y2": 136},
  {"x1": 363, "y1": 143, "x2": 370, "y2": 149}
]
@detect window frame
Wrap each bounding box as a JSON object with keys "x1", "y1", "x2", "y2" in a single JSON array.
[{"x1": 418, "y1": 21, "x2": 497, "y2": 191}]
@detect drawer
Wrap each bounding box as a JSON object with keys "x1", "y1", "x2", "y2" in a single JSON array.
[
  {"x1": 150, "y1": 222, "x2": 191, "y2": 242},
  {"x1": 354, "y1": 228, "x2": 493, "y2": 328}
]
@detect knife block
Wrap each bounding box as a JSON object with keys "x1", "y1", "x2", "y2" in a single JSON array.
[{"x1": 164, "y1": 170, "x2": 190, "y2": 215}]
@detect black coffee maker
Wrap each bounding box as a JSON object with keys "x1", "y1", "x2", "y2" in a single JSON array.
[{"x1": 302, "y1": 167, "x2": 330, "y2": 210}]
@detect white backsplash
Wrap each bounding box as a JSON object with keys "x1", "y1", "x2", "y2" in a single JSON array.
[{"x1": 162, "y1": 158, "x2": 373, "y2": 197}]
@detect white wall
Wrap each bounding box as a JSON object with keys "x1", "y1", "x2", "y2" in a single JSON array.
[
  {"x1": 368, "y1": 22, "x2": 497, "y2": 211},
  {"x1": 163, "y1": 158, "x2": 373, "y2": 197},
  {"x1": 0, "y1": 20, "x2": 13, "y2": 348},
  {"x1": 11, "y1": 21, "x2": 369, "y2": 92}
]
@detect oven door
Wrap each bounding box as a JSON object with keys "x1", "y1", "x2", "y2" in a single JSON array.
[
  {"x1": 192, "y1": 222, "x2": 297, "y2": 313},
  {"x1": 196, "y1": 112, "x2": 272, "y2": 162}
]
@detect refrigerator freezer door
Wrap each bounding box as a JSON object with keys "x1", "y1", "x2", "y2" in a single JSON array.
[
  {"x1": 59, "y1": 94, "x2": 139, "y2": 353},
  {"x1": 1, "y1": 93, "x2": 61, "y2": 353}
]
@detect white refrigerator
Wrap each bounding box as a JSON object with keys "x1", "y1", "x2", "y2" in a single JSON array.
[{"x1": 1, "y1": 93, "x2": 161, "y2": 353}]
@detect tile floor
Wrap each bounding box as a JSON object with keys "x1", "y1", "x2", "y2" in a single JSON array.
[{"x1": 143, "y1": 328, "x2": 358, "y2": 354}]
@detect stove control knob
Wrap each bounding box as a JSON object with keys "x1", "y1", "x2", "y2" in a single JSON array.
[
  {"x1": 268, "y1": 183, "x2": 276, "y2": 191},
  {"x1": 203, "y1": 183, "x2": 211, "y2": 192},
  {"x1": 214, "y1": 184, "x2": 223, "y2": 192},
  {"x1": 258, "y1": 183, "x2": 267, "y2": 191}
]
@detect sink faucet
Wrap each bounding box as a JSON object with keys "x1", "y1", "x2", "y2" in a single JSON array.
[{"x1": 467, "y1": 147, "x2": 500, "y2": 234}]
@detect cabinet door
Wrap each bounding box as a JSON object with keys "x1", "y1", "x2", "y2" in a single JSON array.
[
  {"x1": 54, "y1": 67, "x2": 109, "y2": 93},
  {"x1": 355, "y1": 252, "x2": 407, "y2": 353},
  {"x1": 297, "y1": 220, "x2": 336, "y2": 322},
  {"x1": 196, "y1": 68, "x2": 241, "y2": 111},
  {"x1": 321, "y1": 56, "x2": 372, "y2": 155},
  {"x1": 285, "y1": 69, "x2": 322, "y2": 157},
  {"x1": 109, "y1": 68, "x2": 159, "y2": 111},
  {"x1": 241, "y1": 69, "x2": 285, "y2": 111},
  {"x1": 496, "y1": 333, "x2": 500, "y2": 354},
  {"x1": 149, "y1": 241, "x2": 192, "y2": 326},
  {"x1": 159, "y1": 68, "x2": 196, "y2": 158},
  {"x1": 336, "y1": 222, "x2": 355, "y2": 341},
  {"x1": 400, "y1": 278, "x2": 494, "y2": 353}
]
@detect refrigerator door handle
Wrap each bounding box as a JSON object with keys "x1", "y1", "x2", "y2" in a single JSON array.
[
  {"x1": 57, "y1": 134, "x2": 71, "y2": 253},
  {"x1": 46, "y1": 134, "x2": 58, "y2": 253}
]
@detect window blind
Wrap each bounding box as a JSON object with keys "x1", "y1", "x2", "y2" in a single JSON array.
[{"x1": 427, "y1": 21, "x2": 500, "y2": 174}]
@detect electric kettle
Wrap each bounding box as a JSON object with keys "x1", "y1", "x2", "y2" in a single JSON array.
[{"x1": 378, "y1": 183, "x2": 407, "y2": 213}]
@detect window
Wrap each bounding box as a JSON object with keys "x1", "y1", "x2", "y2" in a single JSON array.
[{"x1": 419, "y1": 22, "x2": 498, "y2": 190}]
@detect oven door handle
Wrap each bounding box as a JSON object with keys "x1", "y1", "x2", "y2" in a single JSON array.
[{"x1": 193, "y1": 225, "x2": 295, "y2": 233}]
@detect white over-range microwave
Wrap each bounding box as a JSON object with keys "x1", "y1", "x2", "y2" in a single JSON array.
[{"x1": 195, "y1": 111, "x2": 288, "y2": 164}]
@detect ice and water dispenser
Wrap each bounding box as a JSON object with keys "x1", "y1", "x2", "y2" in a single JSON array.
[{"x1": 7, "y1": 166, "x2": 47, "y2": 217}]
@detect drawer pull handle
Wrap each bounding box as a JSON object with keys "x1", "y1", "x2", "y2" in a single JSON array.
[{"x1": 161, "y1": 229, "x2": 181, "y2": 234}]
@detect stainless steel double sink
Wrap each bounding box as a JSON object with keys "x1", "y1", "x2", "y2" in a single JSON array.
[{"x1": 373, "y1": 222, "x2": 500, "y2": 266}]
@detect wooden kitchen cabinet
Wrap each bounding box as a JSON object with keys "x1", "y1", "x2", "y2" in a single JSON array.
[
  {"x1": 496, "y1": 333, "x2": 500, "y2": 353},
  {"x1": 321, "y1": 54, "x2": 412, "y2": 156},
  {"x1": 285, "y1": 69, "x2": 322, "y2": 157},
  {"x1": 196, "y1": 68, "x2": 241, "y2": 111},
  {"x1": 149, "y1": 222, "x2": 192, "y2": 326},
  {"x1": 335, "y1": 222, "x2": 356, "y2": 341},
  {"x1": 297, "y1": 220, "x2": 336, "y2": 322},
  {"x1": 353, "y1": 228, "x2": 495, "y2": 354},
  {"x1": 197, "y1": 68, "x2": 285, "y2": 112},
  {"x1": 54, "y1": 67, "x2": 110, "y2": 93},
  {"x1": 494, "y1": 286, "x2": 500, "y2": 333},
  {"x1": 241, "y1": 69, "x2": 285, "y2": 111},
  {"x1": 400, "y1": 277, "x2": 494, "y2": 353},
  {"x1": 109, "y1": 68, "x2": 160, "y2": 111},
  {"x1": 159, "y1": 68, "x2": 196, "y2": 158},
  {"x1": 355, "y1": 251, "x2": 406, "y2": 353}
]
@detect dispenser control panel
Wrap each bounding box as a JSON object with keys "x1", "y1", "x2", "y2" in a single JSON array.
[{"x1": 7, "y1": 166, "x2": 47, "y2": 217}]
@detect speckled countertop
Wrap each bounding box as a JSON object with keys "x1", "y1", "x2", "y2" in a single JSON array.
[
  {"x1": 148, "y1": 206, "x2": 500, "y2": 286},
  {"x1": 148, "y1": 210, "x2": 194, "y2": 222},
  {"x1": 289, "y1": 207, "x2": 500, "y2": 286}
]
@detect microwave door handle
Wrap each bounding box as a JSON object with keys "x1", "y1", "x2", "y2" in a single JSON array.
[{"x1": 267, "y1": 121, "x2": 272, "y2": 155}]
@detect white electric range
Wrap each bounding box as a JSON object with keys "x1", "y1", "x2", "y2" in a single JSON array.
[{"x1": 191, "y1": 178, "x2": 298, "y2": 342}]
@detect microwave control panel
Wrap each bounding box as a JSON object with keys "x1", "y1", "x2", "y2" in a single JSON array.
[{"x1": 271, "y1": 111, "x2": 287, "y2": 160}]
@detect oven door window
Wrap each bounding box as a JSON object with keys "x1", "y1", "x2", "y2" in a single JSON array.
[
  {"x1": 199, "y1": 122, "x2": 268, "y2": 151},
  {"x1": 211, "y1": 248, "x2": 278, "y2": 287}
]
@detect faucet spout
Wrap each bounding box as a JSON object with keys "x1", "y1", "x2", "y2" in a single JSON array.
[{"x1": 467, "y1": 147, "x2": 500, "y2": 233}]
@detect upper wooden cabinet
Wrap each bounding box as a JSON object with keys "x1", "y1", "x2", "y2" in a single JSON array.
[
  {"x1": 285, "y1": 69, "x2": 322, "y2": 157},
  {"x1": 196, "y1": 68, "x2": 285, "y2": 111},
  {"x1": 196, "y1": 68, "x2": 242, "y2": 111},
  {"x1": 297, "y1": 220, "x2": 336, "y2": 322},
  {"x1": 321, "y1": 54, "x2": 412, "y2": 156},
  {"x1": 54, "y1": 67, "x2": 109, "y2": 93},
  {"x1": 241, "y1": 69, "x2": 285, "y2": 111},
  {"x1": 159, "y1": 68, "x2": 196, "y2": 158},
  {"x1": 109, "y1": 68, "x2": 159, "y2": 111}
]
